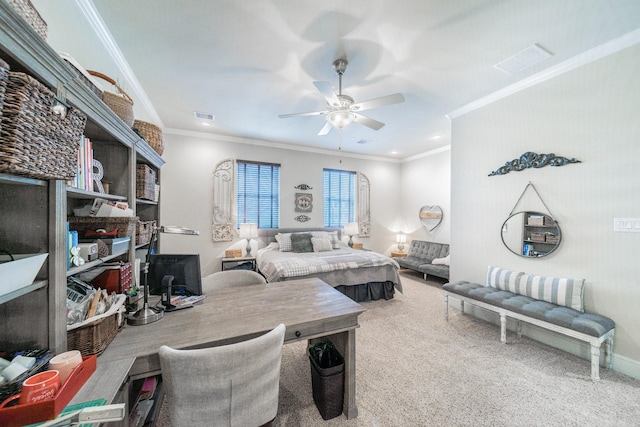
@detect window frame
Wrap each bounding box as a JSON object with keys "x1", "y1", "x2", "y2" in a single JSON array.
[{"x1": 236, "y1": 160, "x2": 280, "y2": 229}]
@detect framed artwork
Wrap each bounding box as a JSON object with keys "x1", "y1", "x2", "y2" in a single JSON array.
[{"x1": 295, "y1": 193, "x2": 313, "y2": 213}]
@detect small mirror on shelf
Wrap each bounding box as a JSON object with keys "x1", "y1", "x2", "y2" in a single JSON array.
[
  {"x1": 501, "y1": 211, "x2": 562, "y2": 258},
  {"x1": 419, "y1": 205, "x2": 443, "y2": 232}
]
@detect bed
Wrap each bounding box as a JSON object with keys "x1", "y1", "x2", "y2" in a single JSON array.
[{"x1": 256, "y1": 228, "x2": 402, "y2": 302}]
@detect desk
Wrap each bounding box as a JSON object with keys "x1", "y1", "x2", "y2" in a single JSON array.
[{"x1": 95, "y1": 277, "x2": 365, "y2": 420}]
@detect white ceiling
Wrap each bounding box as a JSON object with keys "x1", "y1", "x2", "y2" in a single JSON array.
[{"x1": 33, "y1": 0, "x2": 640, "y2": 160}]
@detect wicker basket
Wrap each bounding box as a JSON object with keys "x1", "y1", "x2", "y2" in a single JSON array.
[
  {"x1": 136, "y1": 164, "x2": 156, "y2": 200},
  {"x1": 136, "y1": 219, "x2": 156, "y2": 245},
  {"x1": 7, "y1": 0, "x2": 47, "y2": 40},
  {"x1": 60, "y1": 53, "x2": 102, "y2": 99},
  {"x1": 0, "y1": 72, "x2": 87, "y2": 180},
  {"x1": 68, "y1": 216, "x2": 138, "y2": 239},
  {"x1": 0, "y1": 349, "x2": 53, "y2": 403},
  {"x1": 67, "y1": 295, "x2": 126, "y2": 356},
  {"x1": 87, "y1": 70, "x2": 134, "y2": 126},
  {"x1": 133, "y1": 120, "x2": 164, "y2": 156},
  {"x1": 309, "y1": 345, "x2": 344, "y2": 421},
  {"x1": 225, "y1": 249, "x2": 242, "y2": 258}
]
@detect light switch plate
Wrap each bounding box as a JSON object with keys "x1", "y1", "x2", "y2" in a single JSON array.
[{"x1": 613, "y1": 218, "x2": 640, "y2": 232}]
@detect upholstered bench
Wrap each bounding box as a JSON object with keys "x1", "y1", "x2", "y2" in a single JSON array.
[{"x1": 443, "y1": 266, "x2": 615, "y2": 381}]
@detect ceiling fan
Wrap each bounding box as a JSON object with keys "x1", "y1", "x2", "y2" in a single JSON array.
[{"x1": 279, "y1": 59, "x2": 405, "y2": 135}]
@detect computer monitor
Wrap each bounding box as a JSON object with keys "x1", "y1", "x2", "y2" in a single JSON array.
[{"x1": 148, "y1": 254, "x2": 202, "y2": 296}]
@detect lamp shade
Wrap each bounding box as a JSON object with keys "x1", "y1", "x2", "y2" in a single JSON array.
[
  {"x1": 344, "y1": 222, "x2": 359, "y2": 236},
  {"x1": 239, "y1": 223, "x2": 258, "y2": 239},
  {"x1": 396, "y1": 233, "x2": 406, "y2": 244},
  {"x1": 327, "y1": 110, "x2": 355, "y2": 129}
]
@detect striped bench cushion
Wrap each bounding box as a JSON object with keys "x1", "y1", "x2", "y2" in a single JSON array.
[{"x1": 486, "y1": 266, "x2": 585, "y2": 312}]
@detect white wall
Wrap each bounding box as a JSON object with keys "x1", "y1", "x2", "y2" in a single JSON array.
[
  {"x1": 158, "y1": 133, "x2": 401, "y2": 275},
  {"x1": 450, "y1": 44, "x2": 640, "y2": 378},
  {"x1": 399, "y1": 148, "x2": 451, "y2": 244}
]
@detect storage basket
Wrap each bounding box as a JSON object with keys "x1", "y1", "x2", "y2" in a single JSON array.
[
  {"x1": 67, "y1": 295, "x2": 126, "y2": 356},
  {"x1": 87, "y1": 70, "x2": 134, "y2": 126},
  {"x1": 225, "y1": 249, "x2": 242, "y2": 258},
  {"x1": 308, "y1": 343, "x2": 344, "y2": 421},
  {"x1": 529, "y1": 232, "x2": 546, "y2": 242},
  {"x1": 136, "y1": 164, "x2": 156, "y2": 200},
  {"x1": 0, "y1": 72, "x2": 87, "y2": 180},
  {"x1": 136, "y1": 219, "x2": 156, "y2": 245},
  {"x1": 7, "y1": 0, "x2": 47, "y2": 40},
  {"x1": 0, "y1": 349, "x2": 53, "y2": 404},
  {"x1": 68, "y1": 216, "x2": 138, "y2": 239},
  {"x1": 133, "y1": 120, "x2": 164, "y2": 155},
  {"x1": 60, "y1": 53, "x2": 102, "y2": 99}
]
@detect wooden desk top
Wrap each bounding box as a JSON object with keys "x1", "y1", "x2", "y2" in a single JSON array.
[{"x1": 99, "y1": 277, "x2": 365, "y2": 377}]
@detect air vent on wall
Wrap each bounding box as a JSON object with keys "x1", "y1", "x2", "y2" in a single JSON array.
[{"x1": 494, "y1": 44, "x2": 553, "y2": 75}]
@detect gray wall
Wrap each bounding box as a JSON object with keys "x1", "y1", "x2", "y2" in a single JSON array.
[
  {"x1": 158, "y1": 133, "x2": 401, "y2": 275},
  {"x1": 450, "y1": 44, "x2": 640, "y2": 378}
]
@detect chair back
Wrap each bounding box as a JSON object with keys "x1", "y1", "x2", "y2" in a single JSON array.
[
  {"x1": 202, "y1": 270, "x2": 266, "y2": 292},
  {"x1": 159, "y1": 323, "x2": 286, "y2": 427}
]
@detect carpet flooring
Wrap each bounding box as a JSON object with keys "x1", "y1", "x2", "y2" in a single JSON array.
[{"x1": 156, "y1": 271, "x2": 640, "y2": 426}]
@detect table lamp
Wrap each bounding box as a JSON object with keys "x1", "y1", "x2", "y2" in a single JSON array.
[
  {"x1": 396, "y1": 233, "x2": 407, "y2": 252},
  {"x1": 239, "y1": 223, "x2": 258, "y2": 256},
  {"x1": 128, "y1": 225, "x2": 199, "y2": 326},
  {"x1": 344, "y1": 222, "x2": 359, "y2": 248}
]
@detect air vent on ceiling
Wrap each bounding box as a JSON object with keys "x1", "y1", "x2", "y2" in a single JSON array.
[
  {"x1": 356, "y1": 139, "x2": 372, "y2": 145},
  {"x1": 494, "y1": 44, "x2": 553, "y2": 75},
  {"x1": 194, "y1": 111, "x2": 215, "y2": 121}
]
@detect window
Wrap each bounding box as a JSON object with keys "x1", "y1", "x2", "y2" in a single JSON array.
[
  {"x1": 237, "y1": 160, "x2": 280, "y2": 229},
  {"x1": 323, "y1": 168, "x2": 356, "y2": 227}
]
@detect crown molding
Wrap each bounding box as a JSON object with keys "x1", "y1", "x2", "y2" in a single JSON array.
[
  {"x1": 447, "y1": 28, "x2": 640, "y2": 120},
  {"x1": 74, "y1": 0, "x2": 163, "y2": 127}
]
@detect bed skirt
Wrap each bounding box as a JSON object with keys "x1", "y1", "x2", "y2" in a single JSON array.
[{"x1": 334, "y1": 281, "x2": 395, "y2": 302}]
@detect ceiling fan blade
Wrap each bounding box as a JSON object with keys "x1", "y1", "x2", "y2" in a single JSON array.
[
  {"x1": 351, "y1": 93, "x2": 405, "y2": 112},
  {"x1": 278, "y1": 110, "x2": 327, "y2": 119},
  {"x1": 353, "y1": 113, "x2": 385, "y2": 131},
  {"x1": 313, "y1": 81, "x2": 340, "y2": 108},
  {"x1": 318, "y1": 121, "x2": 333, "y2": 136}
]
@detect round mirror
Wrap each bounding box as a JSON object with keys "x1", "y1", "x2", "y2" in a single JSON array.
[
  {"x1": 419, "y1": 205, "x2": 443, "y2": 232},
  {"x1": 501, "y1": 211, "x2": 561, "y2": 258}
]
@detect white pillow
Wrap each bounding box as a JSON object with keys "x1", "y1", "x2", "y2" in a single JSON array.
[
  {"x1": 275, "y1": 233, "x2": 292, "y2": 252},
  {"x1": 432, "y1": 254, "x2": 450, "y2": 266},
  {"x1": 311, "y1": 237, "x2": 333, "y2": 252}
]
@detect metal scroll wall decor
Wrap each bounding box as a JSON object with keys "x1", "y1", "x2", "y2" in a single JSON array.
[
  {"x1": 212, "y1": 158, "x2": 234, "y2": 241},
  {"x1": 489, "y1": 152, "x2": 581, "y2": 176},
  {"x1": 357, "y1": 172, "x2": 371, "y2": 237}
]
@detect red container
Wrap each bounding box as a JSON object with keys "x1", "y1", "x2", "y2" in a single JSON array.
[{"x1": 0, "y1": 355, "x2": 96, "y2": 427}]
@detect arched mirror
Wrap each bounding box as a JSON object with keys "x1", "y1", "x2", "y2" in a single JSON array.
[{"x1": 501, "y1": 211, "x2": 561, "y2": 258}]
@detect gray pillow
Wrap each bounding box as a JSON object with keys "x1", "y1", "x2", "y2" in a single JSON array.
[{"x1": 291, "y1": 233, "x2": 313, "y2": 253}]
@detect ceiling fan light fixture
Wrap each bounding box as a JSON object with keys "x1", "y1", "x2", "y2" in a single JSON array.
[{"x1": 326, "y1": 110, "x2": 355, "y2": 129}]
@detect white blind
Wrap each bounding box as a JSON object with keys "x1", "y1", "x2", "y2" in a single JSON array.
[
  {"x1": 237, "y1": 161, "x2": 280, "y2": 228},
  {"x1": 323, "y1": 168, "x2": 356, "y2": 227}
]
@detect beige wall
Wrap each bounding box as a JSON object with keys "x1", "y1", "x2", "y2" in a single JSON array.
[
  {"x1": 158, "y1": 134, "x2": 401, "y2": 275},
  {"x1": 450, "y1": 45, "x2": 640, "y2": 378}
]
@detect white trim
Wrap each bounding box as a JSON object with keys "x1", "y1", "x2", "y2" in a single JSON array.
[
  {"x1": 401, "y1": 145, "x2": 451, "y2": 163},
  {"x1": 447, "y1": 29, "x2": 640, "y2": 120},
  {"x1": 164, "y1": 128, "x2": 402, "y2": 164},
  {"x1": 610, "y1": 352, "x2": 640, "y2": 381},
  {"x1": 74, "y1": 0, "x2": 163, "y2": 127}
]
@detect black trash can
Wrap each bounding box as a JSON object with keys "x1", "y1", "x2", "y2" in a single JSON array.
[{"x1": 308, "y1": 340, "x2": 345, "y2": 420}]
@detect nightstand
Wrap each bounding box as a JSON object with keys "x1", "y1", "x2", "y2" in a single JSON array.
[
  {"x1": 390, "y1": 251, "x2": 407, "y2": 258},
  {"x1": 221, "y1": 256, "x2": 257, "y2": 271}
]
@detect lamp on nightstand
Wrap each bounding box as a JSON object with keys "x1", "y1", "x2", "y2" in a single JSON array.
[
  {"x1": 396, "y1": 233, "x2": 407, "y2": 252},
  {"x1": 344, "y1": 222, "x2": 359, "y2": 248},
  {"x1": 239, "y1": 223, "x2": 258, "y2": 256}
]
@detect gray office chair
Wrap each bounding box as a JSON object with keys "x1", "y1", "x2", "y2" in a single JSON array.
[
  {"x1": 202, "y1": 270, "x2": 266, "y2": 292},
  {"x1": 159, "y1": 323, "x2": 286, "y2": 427}
]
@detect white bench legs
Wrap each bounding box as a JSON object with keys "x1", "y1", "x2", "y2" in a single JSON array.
[{"x1": 444, "y1": 291, "x2": 614, "y2": 382}]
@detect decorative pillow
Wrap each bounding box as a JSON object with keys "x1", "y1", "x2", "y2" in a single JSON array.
[
  {"x1": 432, "y1": 254, "x2": 450, "y2": 266},
  {"x1": 275, "y1": 233, "x2": 292, "y2": 252},
  {"x1": 311, "y1": 237, "x2": 333, "y2": 252},
  {"x1": 326, "y1": 231, "x2": 342, "y2": 249},
  {"x1": 291, "y1": 233, "x2": 313, "y2": 253},
  {"x1": 486, "y1": 266, "x2": 585, "y2": 312}
]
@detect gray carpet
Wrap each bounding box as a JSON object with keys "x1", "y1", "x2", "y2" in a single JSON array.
[{"x1": 156, "y1": 271, "x2": 640, "y2": 426}]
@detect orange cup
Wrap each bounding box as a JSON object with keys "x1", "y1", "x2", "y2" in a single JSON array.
[{"x1": 0, "y1": 370, "x2": 61, "y2": 408}]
